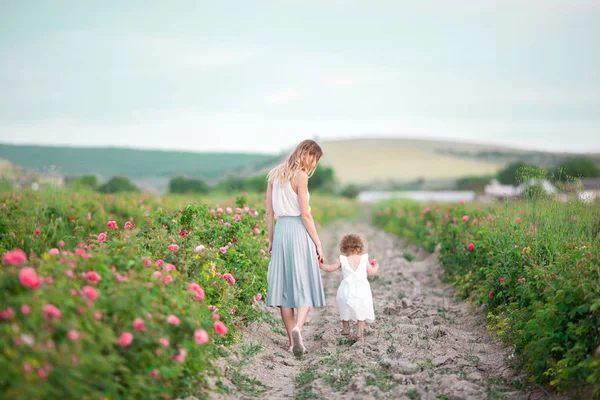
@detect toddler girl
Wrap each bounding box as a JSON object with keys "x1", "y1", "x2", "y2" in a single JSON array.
[{"x1": 320, "y1": 234, "x2": 379, "y2": 338}]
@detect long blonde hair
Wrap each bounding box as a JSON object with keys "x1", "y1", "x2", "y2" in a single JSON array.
[{"x1": 268, "y1": 140, "x2": 323, "y2": 185}]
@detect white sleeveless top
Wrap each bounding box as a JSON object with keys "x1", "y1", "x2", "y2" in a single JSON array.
[{"x1": 272, "y1": 180, "x2": 309, "y2": 217}]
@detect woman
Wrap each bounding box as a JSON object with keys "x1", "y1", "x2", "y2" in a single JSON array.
[{"x1": 265, "y1": 139, "x2": 326, "y2": 356}]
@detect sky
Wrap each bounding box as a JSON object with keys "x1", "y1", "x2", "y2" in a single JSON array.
[{"x1": 1, "y1": 0, "x2": 599, "y2": 154}]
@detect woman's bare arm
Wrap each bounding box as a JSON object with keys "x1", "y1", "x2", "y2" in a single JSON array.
[
  {"x1": 297, "y1": 172, "x2": 324, "y2": 263},
  {"x1": 265, "y1": 181, "x2": 275, "y2": 254}
]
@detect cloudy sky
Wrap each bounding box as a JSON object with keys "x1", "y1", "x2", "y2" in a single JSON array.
[{"x1": 1, "y1": 0, "x2": 599, "y2": 154}]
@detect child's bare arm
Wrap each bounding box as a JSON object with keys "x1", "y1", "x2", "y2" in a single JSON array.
[
  {"x1": 319, "y1": 261, "x2": 341, "y2": 273},
  {"x1": 367, "y1": 259, "x2": 380, "y2": 276}
]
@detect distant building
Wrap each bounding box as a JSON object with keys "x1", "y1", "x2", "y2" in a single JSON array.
[
  {"x1": 483, "y1": 179, "x2": 520, "y2": 198},
  {"x1": 565, "y1": 178, "x2": 600, "y2": 203}
]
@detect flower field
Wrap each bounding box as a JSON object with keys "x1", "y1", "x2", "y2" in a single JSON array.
[
  {"x1": 373, "y1": 198, "x2": 600, "y2": 396},
  {"x1": 0, "y1": 189, "x2": 359, "y2": 399}
]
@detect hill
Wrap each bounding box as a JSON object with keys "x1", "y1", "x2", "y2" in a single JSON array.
[
  {"x1": 0, "y1": 143, "x2": 279, "y2": 182},
  {"x1": 318, "y1": 138, "x2": 599, "y2": 185}
]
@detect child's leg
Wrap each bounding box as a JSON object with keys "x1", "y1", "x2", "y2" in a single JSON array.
[
  {"x1": 341, "y1": 320, "x2": 351, "y2": 335},
  {"x1": 357, "y1": 320, "x2": 366, "y2": 338}
]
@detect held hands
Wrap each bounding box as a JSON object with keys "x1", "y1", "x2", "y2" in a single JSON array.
[{"x1": 316, "y1": 244, "x2": 324, "y2": 264}]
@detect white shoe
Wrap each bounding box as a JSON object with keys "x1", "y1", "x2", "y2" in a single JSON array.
[{"x1": 292, "y1": 326, "x2": 305, "y2": 356}]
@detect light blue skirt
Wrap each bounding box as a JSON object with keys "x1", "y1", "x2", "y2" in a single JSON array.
[{"x1": 267, "y1": 216, "x2": 326, "y2": 308}]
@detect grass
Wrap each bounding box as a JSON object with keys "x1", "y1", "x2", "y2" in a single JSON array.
[{"x1": 364, "y1": 369, "x2": 398, "y2": 391}]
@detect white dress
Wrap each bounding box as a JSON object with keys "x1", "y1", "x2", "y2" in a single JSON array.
[{"x1": 336, "y1": 253, "x2": 375, "y2": 323}]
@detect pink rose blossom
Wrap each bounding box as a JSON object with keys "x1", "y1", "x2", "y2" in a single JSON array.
[
  {"x1": 226, "y1": 207, "x2": 232, "y2": 214},
  {"x1": 37, "y1": 369, "x2": 48, "y2": 379},
  {"x1": 219, "y1": 246, "x2": 228, "y2": 254},
  {"x1": 214, "y1": 321, "x2": 228, "y2": 336},
  {"x1": 159, "y1": 337, "x2": 170, "y2": 347},
  {"x1": 255, "y1": 293, "x2": 262, "y2": 301},
  {"x1": 142, "y1": 258, "x2": 152, "y2": 267},
  {"x1": 86, "y1": 212, "x2": 92, "y2": 221},
  {"x1": 172, "y1": 347, "x2": 187, "y2": 363},
  {"x1": 233, "y1": 214, "x2": 241, "y2": 221},
  {"x1": 124, "y1": 221, "x2": 134, "y2": 230},
  {"x1": 81, "y1": 286, "x2": 99, "y2": 302},
  {"x1": 87, "y1": 271, "x2": 101, "y2": 284},
  {"x1": 67, "y1": 330, "x2": 80, "y2": 341},
  {"x1": 195, "y1": 245, "x2": 205, "y2": 253},
  {"x1": 500, "y1": 278, "x2": 505, "y2": 283},
  {"x1": 155, "y1": 259, "x2": 164, "y2": 268},
  {"x1": 151, "y1": 369, "x2": 160, "y2": 379},
  {"x1": 58, "y1": 240, "x2": 65, "y2": 247},
  {"x1": 254, "y1": 227, "x2": 260, "y2": 234},
  {"x1": 162, "y1": 275, "x2": 173, "y2": 284},
  {"x1": 42, "y1": 304, "x2": 62, "y2": 320},
  {"x1": 34, "y1": 229, "x2": 41, "y2": 237},
  {"x1": 94, "y1": 312, "x2": 102, "y2": 321},
  {"x1": 167, "y1": 315, "x2": 180, "y2": 326},
  {"x1": 45, "y1": 276, "x2": 53, "y2": 284},
  {"x1": 462, "y1": 215, "x2": 469, "y2": 222},
  {"x1": 107, "y1": 221, "x2": 118, "y2": 229},
  {"x1": 194, "y1": 329, "x2": 210, "y2": 345},
  {"x1": 467, "y1": 243, "x2": 475, "y2": 251},
  {"x1": 21, "y1": 305, "x2": 31, "y2": 315},
  {"x1": 216, "y1": 207, "x2": 223, "y2": 213},
  {"x1": 23, "y1": 363, "x2": 32, "y2": 373},
  {"x1": 168, "y1": 244, "x2": 179, "y2": 253},
  {"x1": 119, "y1": 332, "x2": 133, "y2": 347},
  {"x1": 164, "y1": 263, "x2": 176, "y2": 272},
  {"x1": 133, "y1": 318, "x2": 146, "y2": 332},
  {"x1": 152, "y1": 271, "x2": 162, "y2": 279},
  {"x1": 179, "y1": 230, "x2": 188, "y2": 237},
  {"x1": 223, "y1": 273, "x2": 236, "y2": 285},
  {"x1": 97, "y1": 232, "x2": 107, "y2": 243},
  {"x1": 19, "y1": 267, "x2": 42, "y2": 290},
  {"x1": 489, "y1": 291, "x2": 494, "y2": 298},
  {"x1": 48, "y1": 248, "x2": 59, "y2": 255},
  {"x1": 212, "y1": 313, "x2": 220, "y2": 321}
]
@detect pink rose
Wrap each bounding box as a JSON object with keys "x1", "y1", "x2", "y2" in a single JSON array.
[
  {"x1": 226, "y1": 207, "x2": 232, "y2": 214},
  {"x1": 151, "y1": 369, "x2": 160, "y2": 379},
  {"x1": 48, "y1": 248, "x2": 59, "y2": 255},
  {"x1": 467, "y1": 243, "x2": 475, "y2": 251},
  {"x1": 124, "y1": 221, "x2": 133, "y2": 230},
  {"x1": 142, "y1": 258, "x2": 152, "y2": 267},
  {"x1": 133, "y1": 318, "x2": 146, "y2": 332},
  {"x1": 214, "y1": 321, "x2": 228, "y2": 336},
  {"x1": 67, "y1": 330, "x2": 80, "y2": 341},
  {"x1": 164, "y1": 263, "x2": 176, "y2": 272},
  {"x1": 155, "y1": 259, "x2": 164, "y2": 267},
  {"x1": 172, "y1": 347, "x2": 187, "y2": 363},
  {"x1": 255, "y1": 293, "x2": 262, "y2": 301},
  {"x1": 41, "y1": 304, "x2": 62, "y2": 320},
  {"x1": 19, "y1": 267, "x2": 43, "y2": 290},
  {"x1": 86, "y1": 271, "x2": 101, "y2": 284},
  {"x1": 159, "y1": 337, "x2": 170, "y2": 348},
  {"x1": 168, "y1": 244, "x2": 179, "y2": 253},
  {"x1": 223, "y1": 273, "x2": 236, "y2": 285},
  {"x1": 107, "y1": 221, "x2": 118, "y2": 229},
  {"x1": 97, "y1": 232, "x2": 107, "y2": 243},
  {"x1": 194, "y1": 329, "x2": 209, "y2": 345},
  {"x1": 462, "y1": 215, "x2": 469, "y2": 222},
  {"x1": 119, "y1": 332, "x2": 133, "y2": 347},
  {"x1": 233, "y1": 214, "x2": 241, "y2": 221},
  {"x1": 21, "y1": 305, "x2": 31, "y2": 315},
  {"x1": 195, "y1": 245, "x2": 205, "y2": 253},
  {"x1": 167, "y1": 315, "x2": 180, "y2": 326},
  {"x1": 219, "y1": 246, "x2": 228, "y2": 254},
  {"x1": 81, "y1": 286, "x2": 99, "y2": 302},
  {"x1": 94, "y1": 312, "x2": 102, "y2": 321},
  {"x1": 58, "y1": 240, "x2": 65, "y2": 248},
  {"x1": 162, "y1": 275, "x2": 173, "y2": 284}
]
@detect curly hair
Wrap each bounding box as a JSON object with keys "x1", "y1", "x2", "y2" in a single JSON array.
[{"x1": 339, "y1": 234, "x2": 365, "y2": 255}]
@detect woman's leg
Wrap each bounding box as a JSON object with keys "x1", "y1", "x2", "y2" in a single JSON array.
[
  {"x1": 295, "y1": 306, "x2": 311, "y2": 331},
  {"x1": 280, "y1": 307, "x2": 295, "y2": 347}
]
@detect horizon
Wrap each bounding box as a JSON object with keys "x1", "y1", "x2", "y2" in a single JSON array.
[{"x1": 2, "y1": 136, "x2": 600, "y2": 156}]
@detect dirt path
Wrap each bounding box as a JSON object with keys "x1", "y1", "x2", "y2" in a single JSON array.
[{"x1": 212, "y1": 219, "x2": 559, "y2": 400}]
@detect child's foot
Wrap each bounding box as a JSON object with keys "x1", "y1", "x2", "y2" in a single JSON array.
[
  {"x1": 292, "y1": 326, "x2": 305, "y2": 356},
  {"x1": 341, "y1": 326, "x2": 351, "y2": 336}
]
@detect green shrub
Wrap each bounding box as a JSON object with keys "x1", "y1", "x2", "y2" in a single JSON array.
[
  {"x1": 98, "y1": 176, "x2": 140, "y2": 194},
  {"x1": 374, "y1": 198, "x2": 600, "y2": 396}
]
